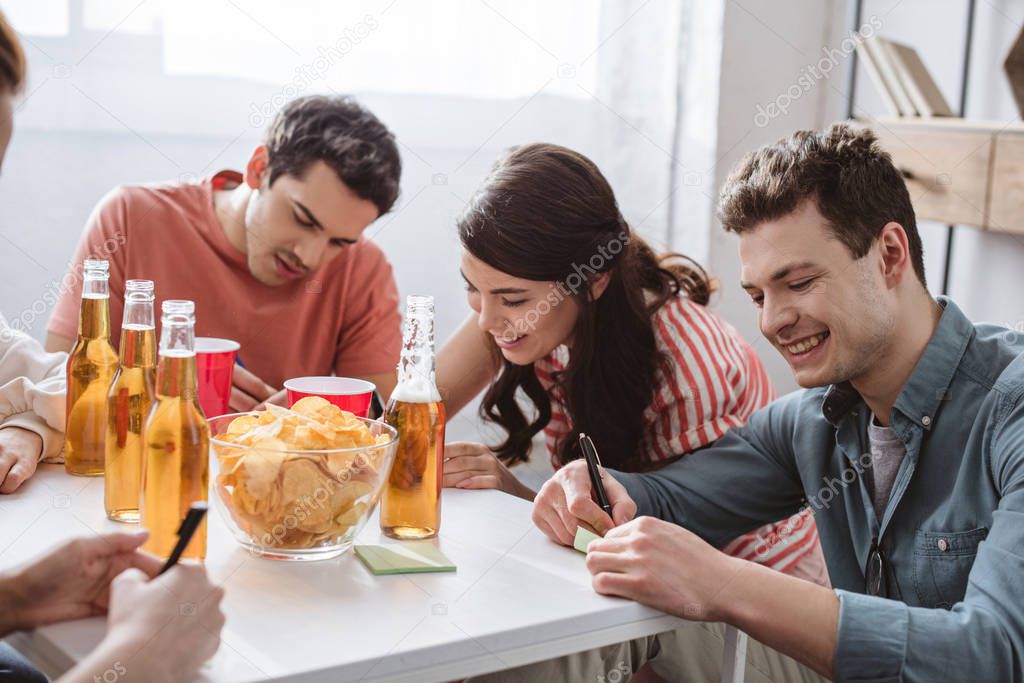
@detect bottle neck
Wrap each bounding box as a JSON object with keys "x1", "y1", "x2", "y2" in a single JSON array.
[
  {"x1": 119, "y1": 324, "x2": 156, "y2": 368},
  {"x1": 120, "y1": 296, "x2": 155, "y2": 367},
  {"x1": 78, "y1": 294, "x2": 111, "y2": 340},
  {"x1": 156, "y1": 351, "x2": 197, "y2": 399},
  {"x1": 79, "y1": 265, "x2": 111, "y2": 339},
  {"x1": 156, "y1": 320, "x2": 197, "y2": 398},
  {"x1": 394, "y1": 301, "x2": 440, "y2": 403}
]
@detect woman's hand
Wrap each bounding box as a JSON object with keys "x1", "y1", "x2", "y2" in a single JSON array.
[
  {"x1": 0, "y1": 426, "x2": 43, "y2": 493},
  {"x1": 443, "y1": 441, "x2": 535, "y2": 501}
]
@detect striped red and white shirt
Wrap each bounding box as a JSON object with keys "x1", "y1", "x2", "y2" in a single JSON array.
[{"x1": 534, "y1": 295, "x2": 828, "y2": 584}]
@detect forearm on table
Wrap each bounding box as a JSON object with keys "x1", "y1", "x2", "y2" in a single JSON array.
[
  {"x1": 0, "y1": 570, "x2": 23, "y2": 637},
  {"x1": 60, "y1": 634, "x2": 164, "y2": 683},
  {"x1": 718, "y1": 558, "x2": 838, "y2": 679}
]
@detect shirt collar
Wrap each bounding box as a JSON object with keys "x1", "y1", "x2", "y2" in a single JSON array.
[
  {"x1": 821, "y1": 297, "x2": 973, "y2": 429},
  {"x1": 892, "y1": 297, "x2": 973, "y2": 430}
]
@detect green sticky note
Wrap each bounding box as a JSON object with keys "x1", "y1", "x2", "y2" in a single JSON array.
[
  {"x1": 573, "y1": 526, "x2": 602, "y2": 554},
  {"x1": 354, "y1": 542, "x2": 457, "y2": 575}
]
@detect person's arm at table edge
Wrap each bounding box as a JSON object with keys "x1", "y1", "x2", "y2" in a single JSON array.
[
  {"x1": 0, "y1": 570, "x2": 20, "y2": 637},
  {"x1": 593, "y1": 393, "x2": 842, "y2": 675},
  {"x1": 625, "y1": 393, "x2": 1024, "y2": 681},
  {"x1": 715, "y1": 558, "x2": 839, "y2": 678},
  {"x1": 0, "y1": 319, "x2": 67, "y2": 462},
  {"x1": 610, "y1": 394, "x2": 808, "y2": 544},
  {"x1": 436, "y1": 313, "x2": 499, "y2": 417}
]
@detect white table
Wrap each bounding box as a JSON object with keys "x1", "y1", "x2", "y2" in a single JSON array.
[{"x1": 1, "y1": 465, "x2": 746, "y2": 682}]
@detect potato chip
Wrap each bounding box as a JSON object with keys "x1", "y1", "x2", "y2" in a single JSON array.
[
  {"x1": 292, "y1": 425, "x2": 332, "y2": 451},
  {"x1": 227, "y1": 415, "x2": 259, "y2": 434},
  {"x1": 291, "y1": 396, "x2": 332, "y2": 416},
  {"x1": 212, "y1": 403, "x2": 393, "y2": 550}
]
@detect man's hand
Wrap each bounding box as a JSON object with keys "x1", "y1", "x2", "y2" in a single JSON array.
[
  {"x1": 0, "y1": 426, "x2": 43, "y2": 494},
  {"x1": 531, "y1": 460, "x2": 637, "y2": 546},
  {"x1": 3, "y1": 531, "x2": 161, "y2": 634},
  {"x1": 254, "y1": 388, "x2": 289, "y2": 410},
  {"x1": 229, "y1": 365, "x2": 277, "y2": 412},
  {"x1": 443, "y1": 442, "x2": 535, "y2": 501},
  {"x1": 61, "y1": 562, "x2": 225, "y2": 683},
  {"x1": 586, "y1": 516, "x2": 743, "y2": 622}
]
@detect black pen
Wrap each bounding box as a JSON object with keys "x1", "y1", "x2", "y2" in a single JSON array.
[
  {"x1": 578, "y1": 433, "x2": 612, "y2": 516},
  {"x1": 158, "y1": 502, "x2": 208, "y2": 575},
  {"x1": 370, "y1": 390, "x2": 385, "y2": 420}
]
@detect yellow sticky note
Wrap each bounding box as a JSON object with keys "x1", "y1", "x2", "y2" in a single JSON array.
[{"x1": 573, "y1": 526, "x2": 602, "y2": 554}]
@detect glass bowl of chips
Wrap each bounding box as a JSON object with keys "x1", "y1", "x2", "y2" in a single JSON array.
[{"x1": 208, "y1": 397, "x2": 398, "y2": 560}]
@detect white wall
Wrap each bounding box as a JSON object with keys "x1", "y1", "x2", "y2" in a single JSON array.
[
  {"x1": 707, "y1": 0, "x2": 842, "y2": 396},
  {"x1": 0, "y1": 2, "x2": 686, "y2": 446},
  {"x1": 4, "y1": 0, "x2": 1019, "y2": 431},
  {"x1": 705, "y1": 0, "x2": 1024, "y2": 396}
]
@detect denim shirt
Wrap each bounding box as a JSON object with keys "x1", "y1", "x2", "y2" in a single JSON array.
[{"x1": 613, "y1": 298, "x2": 1024, "y2": 682}]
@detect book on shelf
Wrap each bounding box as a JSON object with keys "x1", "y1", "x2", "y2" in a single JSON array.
[
  {"x1": 884, "y1": 39, "x2": 954, "y2": 117},
  {"x1": 856, "y1": 37, "x2": 905, "y2": 116},
  {"x1": 864, "y1": 36, "x2": 918, "y2": 116}
]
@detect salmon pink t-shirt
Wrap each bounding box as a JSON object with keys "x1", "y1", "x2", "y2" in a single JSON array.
[{"x1": 49, "y1": 171, "x2": 401, "y2": 388}]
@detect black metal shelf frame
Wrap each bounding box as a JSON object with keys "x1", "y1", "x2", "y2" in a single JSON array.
[{"x1": 845, "y1": 0, "x2": 978, "y2": 296}]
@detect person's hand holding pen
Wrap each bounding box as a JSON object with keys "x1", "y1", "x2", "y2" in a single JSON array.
[
  {"x1": 531, "y1": 437, "x2": 637, "y2": 546},
  {"x1": 0, "y1": 529, "x2": 225, "y2": 683},
  {"x1": 531, "y1": 440, "x2": 738, "y2": 625}
]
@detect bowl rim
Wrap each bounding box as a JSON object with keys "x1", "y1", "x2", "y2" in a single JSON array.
[{"x1": 208, "y1": 410, "x2": 398, "y2": 454}]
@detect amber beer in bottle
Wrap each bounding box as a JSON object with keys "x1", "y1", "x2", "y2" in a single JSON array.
[
  {"x1": 104, "y1": 280, "x2": 156, "y2": 522},
  {"x1": 381, "y1": 295, "x2": 446, "y2": 540},
  {"x1": 65, "y1": 259, "x2": 119, "y2": 476},
  {"x1": 141, "y1": 300, "x2": 209, "y2": 559}
]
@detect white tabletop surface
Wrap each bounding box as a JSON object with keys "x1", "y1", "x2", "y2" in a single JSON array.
[{"x1": 1, "y1": 465, "x2": 688, "y2": 682}]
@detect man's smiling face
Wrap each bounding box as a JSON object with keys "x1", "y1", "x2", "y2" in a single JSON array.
[{"x1": 738, "y1": 199, "x2": 895, "y2": 389}]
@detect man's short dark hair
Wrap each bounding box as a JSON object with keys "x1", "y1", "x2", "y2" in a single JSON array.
[
  {"x1": 264, "y1": 95, "x2": 401, "y2": 216},
  {"x1": 717, "y1": 122, "x2": 926, "y2": 285}
]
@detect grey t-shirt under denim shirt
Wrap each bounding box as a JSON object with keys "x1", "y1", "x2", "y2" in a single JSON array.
[
  {"x1": 866, "y1": 416, "x2": 907, "y2": 521},
  {"x1": 612, "y1": 297, "x2": 1024, "y2": 682}
]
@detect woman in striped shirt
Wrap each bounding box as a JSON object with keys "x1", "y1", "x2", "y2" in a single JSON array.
[{"x1": 437, "y1": 143, "x2": 826, "y2": 584}]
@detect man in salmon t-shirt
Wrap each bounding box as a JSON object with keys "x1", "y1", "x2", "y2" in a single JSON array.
[{"x1": 46, "y1": 95, "x2": 403, "y2": 408}]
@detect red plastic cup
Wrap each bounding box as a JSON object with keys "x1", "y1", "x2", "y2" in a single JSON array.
[
  {"x1": 195, "y1": 338, "x2": 240, "y2": 418},
  {"x1": 284, "y1": 376, "x2": 376, "y2": 418}
]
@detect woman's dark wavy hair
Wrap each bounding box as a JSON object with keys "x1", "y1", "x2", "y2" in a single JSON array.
[{"x1": 458, "y1": 143, "x2": 713, "y2": 469}]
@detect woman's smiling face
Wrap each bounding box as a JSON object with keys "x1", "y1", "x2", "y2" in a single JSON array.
[{"x1": 460, "y1": 250, "x2": 581, "y2": 365}]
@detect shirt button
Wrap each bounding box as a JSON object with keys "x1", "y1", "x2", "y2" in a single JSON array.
[
  {"x1": 938, "y1": 538, "x2": 949, "y2": 552},
  {"x1": 922, "y1": 416, "x2": 932, "y2": 426}
]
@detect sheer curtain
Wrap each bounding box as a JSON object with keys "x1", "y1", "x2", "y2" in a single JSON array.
[{"x1": 0, "y1": 0, "x2": 725, "y2": 442}]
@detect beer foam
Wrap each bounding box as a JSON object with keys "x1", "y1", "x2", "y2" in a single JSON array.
[
  {"x1": 82, "y1": 293, "x2": 109, "y2": 299},
  {"x1": 159, "y1": 349, "x2": 196, "y2": 358},
  {"x1": 390, "y1": 375, "x2": 441, "y2": 403}
]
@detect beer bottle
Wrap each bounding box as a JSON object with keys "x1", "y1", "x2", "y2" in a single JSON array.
[
  {"x1": 64, "y1": 259, "x2": 119, "y2": 476},
  {"x1": 104, "y1": 280, "x2": 156, "y2": 522},
  {"x1": 141, "y1": 300, "x2": 209, "y2": 559},
  {"x1": 381, "y1": 295, "x2": 446, "y2": 540}
]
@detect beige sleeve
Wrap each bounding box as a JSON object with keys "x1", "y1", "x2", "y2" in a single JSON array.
[{"x1": 0, "y1": 314, "x2": 68, "y2": 462}]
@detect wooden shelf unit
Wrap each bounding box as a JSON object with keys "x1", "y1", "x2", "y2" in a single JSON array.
[{"x1": 855, "y1": 117, "x2": 1024, "y2": 235}]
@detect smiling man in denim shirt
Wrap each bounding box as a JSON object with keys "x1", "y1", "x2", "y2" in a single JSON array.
[{"x1": 529, "y1": 123, "x2": 1024, "y2": 681}]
